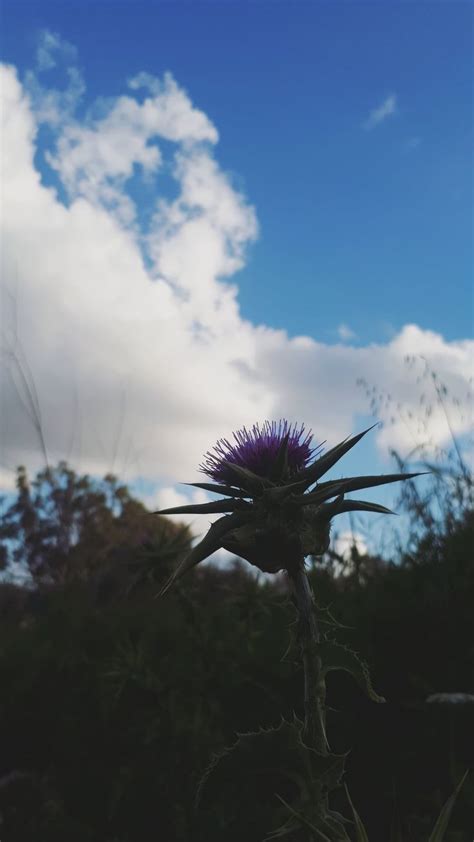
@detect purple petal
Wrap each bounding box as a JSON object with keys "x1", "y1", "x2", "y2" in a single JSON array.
[{"x1": 200, "y1": 420, "x2": 320, "y2": 483}]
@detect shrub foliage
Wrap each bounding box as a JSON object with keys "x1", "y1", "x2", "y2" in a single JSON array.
[{"x1": 0, "y1": 458, "x2": 472, "y2": 841}]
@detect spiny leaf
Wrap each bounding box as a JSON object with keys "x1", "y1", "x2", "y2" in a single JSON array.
[
  {"x1": 307, "y1": 746, "x2": 348, "y2": 792},
  {"x1": 332, "y1": 500, "x2": 395, "y2": 516},
  {"x1": 263, "y1": 486, "x2": 297, "y2": 504},
  {"x1": 196, "y1": 718, "x2": 347, "y2": 811},
  {"x1": 265, "y1": 475, "x2": 319, "y2": 499},
  {"x1": 319, "y1": 641, "x2": 386, "y2": 703},
  {"x1": 153, "y1": 498, "x2": 250, "y2": 516},
  {"x1": 292, "y1": 483, "x2": 346, "y2": 507},
  {"x1": 296, "y1": 425, "x2": 379, "y2": 488},
  {"x1": 184, "y1": 481, "x2": 249, "y2": 498},
  {"x1": 157, "y1": 512, "x2": 248, "y2": 597},
  {"x1": 222, "y1": 461, "x2": 273, "y2": 494},
  {"x1": 307, "y1": 498, "x2": 394, "y2": 520},
  {"x1": 196, "y1": 720, "x2": 310, "y2": 809},
  {"x1": 427, "y1": 770, "x2": 469, "y2": 842},
  {"x1": 302, "y1": 495, "x2": 344, "y2": 524},
  {"x1": 344, "y1": 785, "x2": 370, "y2": 842},
  {"x1": 300, "y1": 472, "x2": 425, "y2": 506},
  {"x1": 316, "y1": 603, "x2": 354, "y2": 630}
]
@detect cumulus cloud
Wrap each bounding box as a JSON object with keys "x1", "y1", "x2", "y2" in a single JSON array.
[
  {"x1": 255, "y1": 324, "x2": 473, "y2": 458},
  {"x1": 0, "y1": 60, "x2": 266, "y2": 489},
  {"x1": 364, "y1": 93, "x2": 397, "y2": 130},
  {"x1": 0, "y1": 49, "x2": 472, "y2": 516},
  {"x1": 40, "y1": 71, "x2": 219, "y2": 225}
]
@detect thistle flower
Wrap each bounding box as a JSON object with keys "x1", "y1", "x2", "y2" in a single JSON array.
[
  {"x1": 199, "y1": 420, "x2": 318, "y2": 484},
  {"x1": 156, "y1": 420, "x2": 422, "y2": 595}
]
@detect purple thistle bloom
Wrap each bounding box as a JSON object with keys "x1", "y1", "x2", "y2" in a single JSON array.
[
  {"x1": 157, "y1": 422, "x2": 422, "y2": 592},
  {"x1": 199, "y1": 419, "x2": 319, "y2": 484}
]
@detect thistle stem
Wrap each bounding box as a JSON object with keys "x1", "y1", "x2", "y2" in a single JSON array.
[{"x1": 289, "y1": 563, "x2": 327, "y2": 755}]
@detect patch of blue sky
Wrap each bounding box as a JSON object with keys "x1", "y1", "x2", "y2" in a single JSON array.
[
  {"x1": 32, "y1": 124, "x2": 69, "y2": 206},
  {"x1": 125, "y1": 142, "x2": 182, "y2": 227}
]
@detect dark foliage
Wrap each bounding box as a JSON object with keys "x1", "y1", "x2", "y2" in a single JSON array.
[
  {"x1": 0, "y1": 462, "x2": 472, "y2": 841},
  {"x1": 0, "y1": 462, "x2": 191, "y2": 587}
]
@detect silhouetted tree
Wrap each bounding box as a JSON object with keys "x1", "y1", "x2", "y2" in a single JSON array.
[{"x1": 0, "y1": 462, "x2": 191, "y2": 587}]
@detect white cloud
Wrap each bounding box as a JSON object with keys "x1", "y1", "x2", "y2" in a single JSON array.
[
  {"x1": 364, "y1": 93, "x2": 397, "y2": 130},
  {"x1": 0, "y1": 467, "x2": 16, "y2": 495},
  {"x1": 0, "y1": 62, "x2": 268, "y2": 489},
  {"x1": 25, "y1": 31, "x2": 84, "y2": 127},
  {"x1": 254, "y1": 324, "x2": 473, "y2": 458},
  {"x1": 128, "y1": 72, "x2": 219, "y2": 144},
  {"x1": 40, "y1": 72, "x2": 218, "y2": 225},
  {"x1": 149, "y1": 485, "x2": 209, "y2": 526},
  {"x1": 25, "y1": 65, "x2": 85, "y2": 128},
  {"x1": 336, "y1": 323, "x2": 357, "y2": 343},
  {"x1": 330, "y1": 530, "x2": 369, "y2": 577},
  {"x1": 0, "y1": 56, "x2": 472, "y2": 511},
  {"x1": 334, "y1": 530, "x2": 368, "y2": 559},
  {"x1": 148, "y1": 149, "x2": 258, "y2": 315},
  {"x1": 35, "y1": 29, "x2": 77, "y2": 73}
]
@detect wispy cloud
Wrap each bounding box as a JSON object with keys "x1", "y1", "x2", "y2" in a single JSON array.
[
  {"x1": 364, "y1": 93, "x2": 397, "y2": 130},
  {"x1": 26, "y1": 30, "x2": 84, "y2": 126},
  {"x1": 36, "y1": 29, "x2": 77, "y2": 72},
  {"x1": 336, "y1": 323, "x2": 357, "y2": 343},
  {"x1": 43, "y1": 71, "x2": 218, "y2": 225}
]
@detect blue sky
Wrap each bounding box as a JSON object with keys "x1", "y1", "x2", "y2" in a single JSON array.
[
  {"x1": 1, "y1": 1, "x2": 472, "y2": 560},
  {"x1": 3, "y1": 0, "x2": 472, "y2": 342}
]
